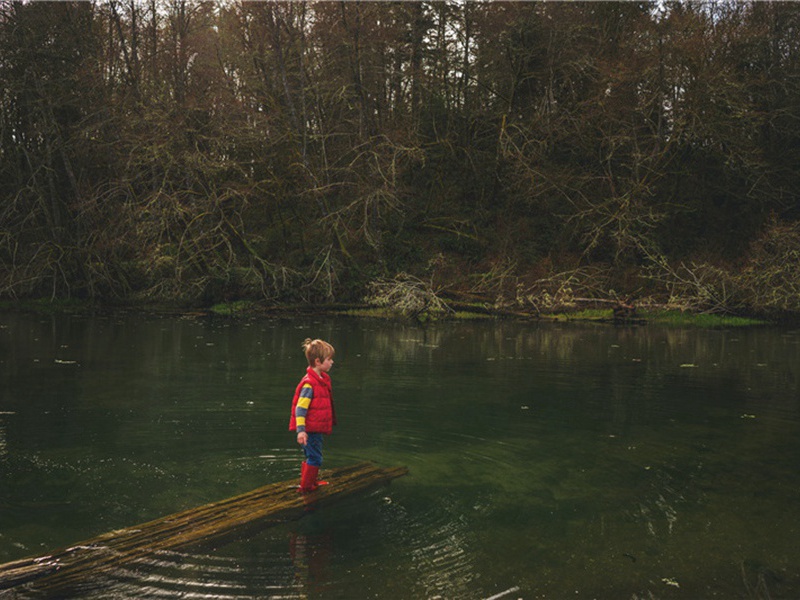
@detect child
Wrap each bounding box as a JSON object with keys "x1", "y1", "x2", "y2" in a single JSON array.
[{"x1": 289, "y1": 338, "x2": 337, "y2": 492}]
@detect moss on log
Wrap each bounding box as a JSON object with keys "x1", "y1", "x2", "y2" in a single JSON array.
[{"x1": 0, "y1": 462, "x2": 408, "y2": 594}]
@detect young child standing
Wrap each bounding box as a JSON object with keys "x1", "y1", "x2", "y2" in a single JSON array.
[{"x1": 289, "y1": 338, "x2": 337, "y2": 493}]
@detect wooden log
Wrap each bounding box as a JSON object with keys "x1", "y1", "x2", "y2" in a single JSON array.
[{"x1": 0, "y1": 462, "x2": 408, "y2": 594}]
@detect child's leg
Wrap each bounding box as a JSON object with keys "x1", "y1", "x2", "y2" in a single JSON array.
[
  {"x1": 304, "y1": 433, "x2": 324, "y2": 467},
  {"x1": 299, "y1": 434, "x2": 327, "y2": 490},
  {"x1": 298, "y1": 435, "x2": 321, "y2": 490}
]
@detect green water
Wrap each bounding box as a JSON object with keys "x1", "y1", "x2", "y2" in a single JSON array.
[{"x1": 1, "y1": 312, "x2": 799, "y2": 599}]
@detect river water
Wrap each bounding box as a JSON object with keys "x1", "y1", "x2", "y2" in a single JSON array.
[{"x1": 0, "y1": 312, "x2": 798, "y2": 599}]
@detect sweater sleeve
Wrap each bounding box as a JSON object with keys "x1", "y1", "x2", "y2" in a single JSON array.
[{"x1": 295, "y1": 383, "x2": 313, "y2": 433}]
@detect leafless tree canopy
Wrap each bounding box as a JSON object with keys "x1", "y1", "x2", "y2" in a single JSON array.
[{"x1": 1, "y1": 1, "x2": 799, "y2": 316}]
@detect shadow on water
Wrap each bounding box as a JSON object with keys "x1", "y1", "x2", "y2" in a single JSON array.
[{"x1": 1, "y1": 313, "x2": 799, "y2": 598}]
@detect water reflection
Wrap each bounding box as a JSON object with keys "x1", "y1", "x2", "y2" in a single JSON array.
[
  {"x1": 0, "y1": 416, "x2": 8, "y2": 458},
  {"x1": 1, "y1": 313, "x2": 799, "y2": 598},
  {"x1": 289, "y1": 531, "x2": 334, "y2": 596}
]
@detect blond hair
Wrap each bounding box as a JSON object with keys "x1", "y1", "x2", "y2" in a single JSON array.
[{"x1": 302, "y1": 338, "x2": 335, "y2": 367}]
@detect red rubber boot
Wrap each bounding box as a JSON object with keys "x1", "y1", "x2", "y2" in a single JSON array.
[
  {"x1": 298, "y1": 461, "x2": 308, "y2": 491},
  {"x1": 299, "y1": 461, "x2": 317, "y2": 493},
  {"x1": 309, "y1": 464, "x2": 329, "y2": 487},
  {"x1": 299, "y1": 464, "x2": 329, "y2": 493}
]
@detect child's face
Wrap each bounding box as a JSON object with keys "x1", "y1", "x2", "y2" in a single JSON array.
[{"x1": 317, "y1": 356, "x2": 334, "y2": 373}]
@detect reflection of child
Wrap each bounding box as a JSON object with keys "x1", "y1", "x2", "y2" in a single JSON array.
[
  {"x1": 289, "y1": 338, "x2": 337, "y2": 493},
  {"x1": 289, "y1": 531, "x2": 333, "y2": 591}
]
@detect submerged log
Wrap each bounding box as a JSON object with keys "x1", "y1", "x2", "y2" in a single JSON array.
[{"x1": 0, "y1": 462, "x2": 408, "y2": 594}]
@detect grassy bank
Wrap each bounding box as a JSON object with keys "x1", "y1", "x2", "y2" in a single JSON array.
[
  {"x1": 544, "y1": 308, "x2": 768, "y2": 327},
  {"x1": 1, "y1": 298, "x2": 775, "y2": 328}
]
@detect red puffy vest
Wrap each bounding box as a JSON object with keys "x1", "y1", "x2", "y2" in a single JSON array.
[{"x1": 289, "y1": 367, "x2": 337, "y2": 434}]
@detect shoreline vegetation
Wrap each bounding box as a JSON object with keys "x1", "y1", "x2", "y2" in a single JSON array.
[
  {"x1": 0, "y1": 294, "x2": 772, "y2": 328},
  {"x1": 2, "y1": 3, "x2": 800, "y2": 327}
]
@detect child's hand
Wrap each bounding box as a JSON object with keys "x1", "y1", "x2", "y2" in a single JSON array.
[{"x1": 297, "y1": 432, "x2": 308, "y2": 446}]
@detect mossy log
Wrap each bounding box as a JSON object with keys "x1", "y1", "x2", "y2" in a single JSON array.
[{"x1": 0, "y1": 462, "x2": 408, "y2": 594}]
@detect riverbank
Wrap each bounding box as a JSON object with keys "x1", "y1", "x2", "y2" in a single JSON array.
[{"x1": 0, "y1": 297, "x2": 775, "y2": 328}]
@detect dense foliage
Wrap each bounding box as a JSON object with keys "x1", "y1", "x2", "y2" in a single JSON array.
[{"x1": 1, "y1": 1, "x2": 799, "y2": 315}]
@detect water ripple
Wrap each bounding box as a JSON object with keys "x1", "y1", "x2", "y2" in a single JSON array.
[{"x1": 51, "y1": 548, "x2": 302, "y2": 600}]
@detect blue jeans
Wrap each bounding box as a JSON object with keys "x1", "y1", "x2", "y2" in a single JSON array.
[{"x1": 303, "y1": 433, "x2": 324, "y2": 467}]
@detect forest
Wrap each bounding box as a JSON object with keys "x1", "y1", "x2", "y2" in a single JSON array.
[{"x1": 1, "y1": 1, "x2": 799, "y2": 318}]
